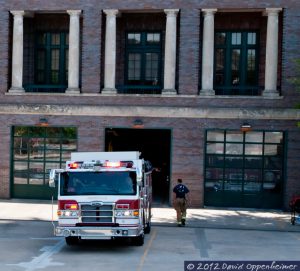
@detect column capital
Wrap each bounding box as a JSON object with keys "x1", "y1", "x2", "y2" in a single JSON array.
[
  {"x1": 201, "y1": 9, "x2": 217, "y2": 15},
  {"x1": 103, "y1": 9, "x2": 119, "y2": 17},
  {"x1": 265, "y1": 8, "x2": 282, "y2": 15},
  {"x1": 164, "y1": 9, "x2": 179, "y2": 17},
  {"x1": 10, "y1": 10, "x2": 25, "y2": 17},
  {"x1": 67, "y1": 10, "x2": 82, "y2": 17}
]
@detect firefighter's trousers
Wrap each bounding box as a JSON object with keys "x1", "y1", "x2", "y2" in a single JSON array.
[{"x1": 174, "y1": 198, "x2": 187, "y2": 223}]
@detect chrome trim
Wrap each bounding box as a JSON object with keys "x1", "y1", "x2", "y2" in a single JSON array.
[{"x1": 55, "y1": 226, "x2": 143, "y2": 239}]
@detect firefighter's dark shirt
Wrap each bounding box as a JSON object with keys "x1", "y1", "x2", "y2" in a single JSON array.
[{"x1": 173, "y1": 184, "x2": 189, "y2": 199}]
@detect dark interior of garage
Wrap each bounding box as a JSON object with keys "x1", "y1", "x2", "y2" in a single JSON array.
[{"x1": 105, "y1": 128, "x2": 171, "y2": 206}]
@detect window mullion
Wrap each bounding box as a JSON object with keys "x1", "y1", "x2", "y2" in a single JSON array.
[
  {"x1": 225, "y1": 32, "x2": 232, "y2": 87},
  {"x1": 46, "y1": 33, "x2": 52, "y2": 84},
  {"x1": 240, "y1": 32, "x2": 248, "y2": 91}
]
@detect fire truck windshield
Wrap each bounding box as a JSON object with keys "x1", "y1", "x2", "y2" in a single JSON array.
[{"x1": 60, "y1": 171, "x2": 137, "y2": 196}]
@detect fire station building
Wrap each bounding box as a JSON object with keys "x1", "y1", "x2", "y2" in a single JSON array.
[{"x1": 0, "y1": 0, "x2": 299, "y2": 209}]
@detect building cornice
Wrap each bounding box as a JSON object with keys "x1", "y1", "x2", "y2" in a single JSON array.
[{"x1": 0, "y1": 104, "x2": 299, "y2": 120}]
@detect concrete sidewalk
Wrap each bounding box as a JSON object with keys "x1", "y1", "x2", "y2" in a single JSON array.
[{"x1": 0, "y1": 199, "x2": 299, "y2": 232}]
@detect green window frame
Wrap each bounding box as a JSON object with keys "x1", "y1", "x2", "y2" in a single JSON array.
[
  {"x1": 204, "y1": 130, "x2": 285, "y2": 209},
  {"x1": 34, "y1": 32, "x2": 69, "y2": 88},
  {"x1": 12, "y1": 127, "x2": 77, "y2": 199},
  {"x1": 214, "y1": 31, "x2": 259, "y2": 95},
  {"x1": 123, "y1": 31, "x2": 162, "y2": 94}
]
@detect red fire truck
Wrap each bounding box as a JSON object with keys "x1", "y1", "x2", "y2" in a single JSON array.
[{"x1": 49, "y1": 152, "x2": 152, "y2": 246}]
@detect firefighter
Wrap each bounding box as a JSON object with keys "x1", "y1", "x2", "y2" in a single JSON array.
[{"x1": 172, "y1": 178, "x2": 190, "y2": 227}]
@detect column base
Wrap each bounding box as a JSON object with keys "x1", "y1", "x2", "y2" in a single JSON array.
[
  {"x1": 66, "y1": 88, "x2": 80, "y2": 94},
  {"x1": 262, "y1": 89, "x2": 280, "y2": 97},
  {"x1": 200, "y1": 89, "x2": 215, "y2": 96},
  {"x1": 8, "y1": 87, "x2": 25, "y2": 93},
  {"x1": 102, "y1": 88, "x2": 117, "y2": 94},
  {"x1": 161, "y1": 88, "x2": 177, "y2": 95}
]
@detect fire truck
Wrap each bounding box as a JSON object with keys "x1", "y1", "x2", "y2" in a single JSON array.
[{"x1": 49, "y1": 152, "x2": 152, "y2": 246}]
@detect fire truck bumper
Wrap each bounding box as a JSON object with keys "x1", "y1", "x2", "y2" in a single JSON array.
[{"x1": 55, "y1": 226, "x2": 143, "y2": 240}]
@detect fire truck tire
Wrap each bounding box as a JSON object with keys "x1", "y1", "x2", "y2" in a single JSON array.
[
  {"x1": 65, "y1": 236, "x2": 79, "y2": 246},
  {"x1": 144, "y1": 221, "x2": 151, "y2": 234},
  {"x1": 143, "y1": 209, "x2": 151, "y2": 234},
  {"x1": 131, "y1": 234, "x2": 144, "y2": 246}
]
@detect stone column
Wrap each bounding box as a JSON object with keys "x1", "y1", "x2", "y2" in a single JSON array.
[
  {"x1": 200, "y1": 9, "x2": 217, "y2": 96},
  {"x1": 102, "y1": 9, "x2": 118, "y2": 94},
  {"x1": 263, "y1": 8, "x2": 282, "y2": 97},
  {"x1": 9, "y1": 11, "x2": 25, "y2": 93},
  {"x1": 162, "y1": 9, "x2": 179, "y2": 95},
  {"x1": 66, "y1": 10, "x2": 81, "y2": 94}
]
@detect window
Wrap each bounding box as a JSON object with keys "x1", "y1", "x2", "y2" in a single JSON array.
[
  {"x1": 60, "y1": 172, "x2": 137, "y2": 196},
  {"x1": 214, "y1": 31, "x2": 259, "y2": 95},
  {"x1": 12, "y1": 127, "x2": 77, "y2": 199},
  {"x1": 204, "y1": 130, "x2": 284, "y2": 209},
  {"x1": 123, "y1": 32, "x2": 162, "y2": 94},
  {"x1": 33, "y1": 32, "x2": 68, "y2": 92}
]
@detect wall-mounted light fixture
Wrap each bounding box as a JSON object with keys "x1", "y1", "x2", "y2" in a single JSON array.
[
  {"x1": 132, "y1": 119, "x2": 144, "y2": 129},
  {"x1": 37, "y1": 117, "x2": 49, "y2": 127},
  {"x1": 240, "y1": 122, "x2": 252, "y2": 132}
]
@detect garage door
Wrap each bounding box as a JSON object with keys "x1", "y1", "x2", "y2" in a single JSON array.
[
  {"x1": 204, "y1": 130, "x2": 285, "y2": 209},
  {"x1": 11, "y1": 126, "x2": 77, "y2": 199}
]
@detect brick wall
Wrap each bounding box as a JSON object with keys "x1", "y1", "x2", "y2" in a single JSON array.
[
  {"x1": 0, "y1": 1, "x2": 298, "y2": 106},
  {"x1": 0, "y1": 0, "x2": 299, "y2": 208}
]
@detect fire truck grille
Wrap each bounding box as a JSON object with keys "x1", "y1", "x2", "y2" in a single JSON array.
[{"x1": 80, "y1": 204, "x2": 113, "y2": 223}]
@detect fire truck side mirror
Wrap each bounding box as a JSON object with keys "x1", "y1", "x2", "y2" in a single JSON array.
[
  {"x1": 136, "y1": 160, "x2": 143, "y2": 186},
  {"x1": 49, "y1": 169, "x2": 58, "y2": 188},
  {"x1": 136, "y1": 178, "x2": 142, "y2": 186}
]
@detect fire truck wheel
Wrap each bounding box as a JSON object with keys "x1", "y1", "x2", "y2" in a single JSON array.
[
  {"x1": 65, "y1": 236, "x2": 79, "y2": 246},
  {"x1": 131, "y1": 234, "x2": 144, "y2": 246},
  {"x1": 144, "y1": 221, "x2": 151, "y2": 234}
]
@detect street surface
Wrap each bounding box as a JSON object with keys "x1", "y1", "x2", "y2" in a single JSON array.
[{"x1": 0, "y1": 220, "x2": 300, "y2": 271}]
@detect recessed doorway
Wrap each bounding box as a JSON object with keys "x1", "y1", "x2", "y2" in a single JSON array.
[{"x1": 105, "y1": 128, "x2": 171, "y2": 206}]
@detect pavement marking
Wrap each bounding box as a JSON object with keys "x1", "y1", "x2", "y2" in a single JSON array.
[
  {"x1": 7, "y1": 239, "x2": 65, "y2": 271},
  {"x1": 137, "y1": 230, "x2": 157, "y2": 271},
  {"x1": 194, "y1": 228, "x2": 210, "y2": 258}
]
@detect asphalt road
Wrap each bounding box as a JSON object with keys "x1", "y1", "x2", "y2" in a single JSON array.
[{"x1": 0, "y1": 220, "x2": 300, "y2": 271}]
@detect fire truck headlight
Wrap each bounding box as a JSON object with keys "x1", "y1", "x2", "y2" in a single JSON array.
[
  {"x1": 115, "y1": 210, "x2": 139, "y2": 217},
  {"x1": 124, "y1": 210, "x2": 131, "y2": 216},
  {"x1": 115, "y1": 210, "x2": 125, "y2": 217},
  {"x1": 59, "y1": 210, "x2": 79, "y2": 218}
]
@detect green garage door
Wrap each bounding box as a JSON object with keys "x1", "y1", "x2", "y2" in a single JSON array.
[
  {"x1": 204, "y1": 130, "x2": 285, "y2": 209},
  {"x1": 11, "y1": 126, "x2": 77, "y2": 199}
]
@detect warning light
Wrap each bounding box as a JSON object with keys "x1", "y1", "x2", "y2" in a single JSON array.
[
  {"x1": 68, "y1": 162, "x2": 79, "y2": 169},
  {"x1": 104, "y1": 161, "x2": 121, "y2": 168},
  {"x1": 58, "y1": 200, "x2": 79, "y2": 210},
  {"x1": 65, "y1": 203, "x2": 79, "y2": 210}
]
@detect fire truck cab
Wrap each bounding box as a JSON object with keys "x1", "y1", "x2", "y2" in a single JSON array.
[{"x1": 49, "y1": 151, "x2": 152, "y2": 246}]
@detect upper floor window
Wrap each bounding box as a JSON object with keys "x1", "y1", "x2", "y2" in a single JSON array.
[
  {"x1": 31, "y1": 32, "x2": 69, "y2": 92},
  {"x1": 214, "y1": 31, "x2": 259, "y2": 95},
  {"x1": 122, "y1": 32, "x2": 162, "y2": 94}
]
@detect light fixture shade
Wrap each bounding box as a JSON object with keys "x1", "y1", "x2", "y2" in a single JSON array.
[
  {"x1": 132, "y1": 119, "x2": 144, "y2": 128},
  {"x1": 241, "y1": 123, "x2": 252, "y2": 132},
  {"x1": 38, "y1": 117, "x2": 49, "y2": 127}
]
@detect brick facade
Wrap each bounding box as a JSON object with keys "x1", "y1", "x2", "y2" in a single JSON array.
[{"x1": 0, "y1": 0, "x2": 299, "y2": 209}]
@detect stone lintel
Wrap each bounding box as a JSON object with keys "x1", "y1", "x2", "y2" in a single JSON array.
[{"x1": 0, "y1": 104, "x2": 299, "y2": 121}]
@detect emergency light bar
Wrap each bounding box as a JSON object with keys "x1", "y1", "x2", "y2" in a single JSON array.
[{"x1": 66, "y1": 160, "x2": 134, "y2": 170}]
